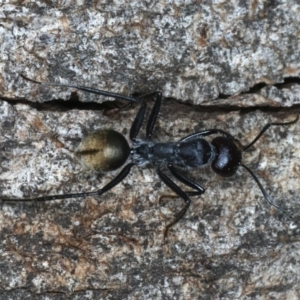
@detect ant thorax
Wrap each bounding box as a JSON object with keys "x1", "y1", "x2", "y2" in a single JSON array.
[{"x1": 131, "y1": 138, "x2": 216, "y2": 168}]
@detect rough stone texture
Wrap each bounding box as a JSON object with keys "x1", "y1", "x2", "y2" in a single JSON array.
[
  {"x1": 1, "y1": 1, "x2": 300, "y2": 105},
  {"x1": 1, "y1": 99, "x2": 300, "y2": 299},
  {"x1": 1, "y1": 1, "x2": 300, "y2": 299}
]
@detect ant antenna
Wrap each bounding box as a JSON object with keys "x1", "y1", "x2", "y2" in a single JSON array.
[
  {"x1": 240, "y1": 115, "x2": 299, "y2": 217},
  {"x1": 242, "y1": 115, "x2": 299, "y2": 151},
  {"x1": 20, "y1": 74, "x2": 140, "y2": 103},
  {"x1": 241, "y1": 164, "x2": 291, "y2": 217}
]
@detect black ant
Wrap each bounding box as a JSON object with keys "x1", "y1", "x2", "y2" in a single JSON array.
[{"x1": 2, "y1": 75, "x2": 298, "y2": 237}]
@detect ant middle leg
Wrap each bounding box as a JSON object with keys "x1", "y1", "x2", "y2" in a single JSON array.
[
  {"x1": 157, "y1": 166, "x2": 205, "y2": 239},
  {"x1": 168, "y1": 165, "x2": 205, "y2": 194},
  {"x1": 156, "y1": 168, "x2": 191, "y2": 239}
]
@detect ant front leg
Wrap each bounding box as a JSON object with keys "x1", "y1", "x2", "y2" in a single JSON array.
[
  {"x1": 157, "y1": 168, "x2": 195, "y2": 240},
  {"x1": 158, "y1": 166, "x2": 205, "y2": 237},
  {"x1": 168, "y1": 165, "x2": 205, "y2": 195}
]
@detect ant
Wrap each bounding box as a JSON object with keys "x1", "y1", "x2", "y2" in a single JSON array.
[{"x1": 2, "y1": 74, "x2": 298, "y2": 237}]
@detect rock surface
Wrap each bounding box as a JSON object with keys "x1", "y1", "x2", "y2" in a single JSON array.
[{"x1": 1, "y1": 1, "x2": 300, "y2": 299}]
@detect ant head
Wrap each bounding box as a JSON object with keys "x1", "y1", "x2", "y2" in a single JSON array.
[
  {"x1": 211, "y1": 136, "x2": 242, "y2": 177},
  {"x1": 75, "y1": 129, "x2": 130, "y2": 172}
]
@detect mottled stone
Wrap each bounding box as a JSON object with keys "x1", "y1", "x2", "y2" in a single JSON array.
[
  {"x1": 0, "y1": 1, "x2": 300, "y2": 105},
  {"x1": 1, "y1": 98, "x2": 300, "y2": 298},
  {"x1": 1, "y1": 1, "x2": 300, "y2": 299}
]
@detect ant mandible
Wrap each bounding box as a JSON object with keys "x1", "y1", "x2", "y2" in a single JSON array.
[{"x1": 2, "y1": 74, "x2": 298, "y2": 237}]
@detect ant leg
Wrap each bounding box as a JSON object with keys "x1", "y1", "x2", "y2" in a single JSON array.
[
  {"x1": 242, "y1": 115, "x2": 299, "y2": 151},
  {"x1": 130, "y1": 92, "x2": 162, "y2": 140},
  {"x1": 146, "y1": 92, "x2": 162, "y2": 139},
  {"x1": 159, "y1": 192, "x2": 202, "y2": 206},
  {"x1": 180, "y1": 129, "x2": 237, "y2": 143},
  {"x1": 2, "y1": 163, "x2": 135, "y2": 203},
  {"x1": 130, "y1": 102, "x2": 147, "y2": 140},
  {"x1": 157, "y1": 168, "x2": 191, "y2": 239},
  {"x1": 241, "y1": 164, "x2": 291, "y2": 217},
  {"x1": 20, "y1": 74, "x2": 139, "y2": 103},
  {"x1": 168, "y1": 165, "x2": 205, "y2": 194},
  {"x1": 159, "y1": 166, "x2": 205, "y2": 214}
]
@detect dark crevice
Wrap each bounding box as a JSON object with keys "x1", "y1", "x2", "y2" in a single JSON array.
[
  {"x1": 275, "y1": 76, "x2": 300, "y2": 89},
  {"x1": 237, "y1": 104, "x2": 300, "y2": 116},
  {"x1": 196, "y1": 103, "x2": 300, "y2": 115},
  {"x1": 1, "y1": 95, "x2": 300, "y2": 116},
  {"x1": 1, "y1": 76, "x2": 300, "y2": 113},
  {"x1": 167, "y1": 97, "x2": 300, "y2": 114},
  {"x1": 0, "y1": 94, "x2": 131, "y2": 112},
  {"x1": 244, "y1": 82, "x2": 267, "y2": 94},
  {"x1": 243, "y1": 76, "x2": 300, "y2": 95},
  {"x1": 218, "y1": 93, "x2": 231, "y2": 99}
]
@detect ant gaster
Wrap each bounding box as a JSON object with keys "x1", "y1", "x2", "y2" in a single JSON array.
[{"x1": 2, "y1": 75, "x2": 298, "y2": 237}]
